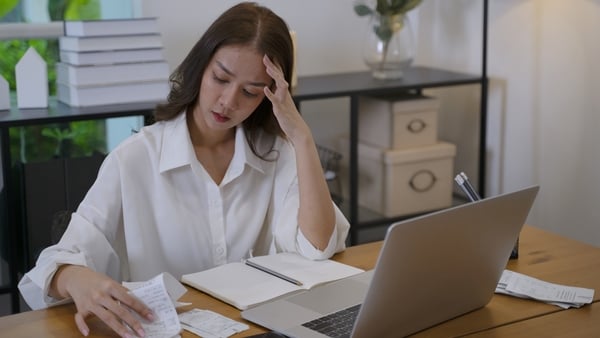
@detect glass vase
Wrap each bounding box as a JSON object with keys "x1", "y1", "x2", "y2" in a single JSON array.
[{"x1": 362, "y1": 13, "x2": 415, "y2": 80}]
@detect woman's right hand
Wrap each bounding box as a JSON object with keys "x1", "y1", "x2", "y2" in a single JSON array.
[{"x1": 51, "y1": 265, "x2": 154, "y2": 337}]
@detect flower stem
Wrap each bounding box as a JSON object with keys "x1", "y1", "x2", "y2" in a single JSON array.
[{"x1": 380, "y1": 39, "x2": 390, "y2": 71}]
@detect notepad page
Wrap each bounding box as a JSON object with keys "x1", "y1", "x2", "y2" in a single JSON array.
[{"x1": 247, "y1": 252, "x2": 365, "y2": 289}]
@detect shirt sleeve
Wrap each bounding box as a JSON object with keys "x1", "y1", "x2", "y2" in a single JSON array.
[
  {"x1": 297, "y1": 204, "x2": 350, "y2": 259},
  {"x1": 269, "y1": 141, "x2": 350, "y2": 260},
  {"x1": 272, "y1": 184, "x2": 349, "y2": 260},
  {"x1": 18, "y1": 153, "x2": 126, "y2": 310}
]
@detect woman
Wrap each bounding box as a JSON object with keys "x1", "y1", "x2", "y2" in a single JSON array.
[{"x1": 18, "y1": 2, "x2": 349, "y2": 337}]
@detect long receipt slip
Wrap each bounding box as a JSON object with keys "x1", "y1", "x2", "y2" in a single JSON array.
[{"x1": 495, "y1": 269, "x2": 594, "y2": 309}]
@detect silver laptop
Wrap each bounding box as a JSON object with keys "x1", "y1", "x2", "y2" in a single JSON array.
[{"x1": 242, "y1": 185, "x2": 539, "y2": 337}]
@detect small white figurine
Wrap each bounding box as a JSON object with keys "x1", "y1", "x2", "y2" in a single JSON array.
[{"x1": 16, "y1": 46, "x2": 48, "y2": 109}]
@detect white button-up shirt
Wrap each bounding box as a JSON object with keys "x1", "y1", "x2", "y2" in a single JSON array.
[{"x1": 19, "y1": 112, "x2": 350, "y2": 309}]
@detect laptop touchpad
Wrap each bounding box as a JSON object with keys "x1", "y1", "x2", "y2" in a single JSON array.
[{"x1": 287, "y1": 277, "x2": 368, "y2": 314}]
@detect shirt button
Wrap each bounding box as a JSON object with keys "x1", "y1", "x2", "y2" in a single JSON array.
[{"x1": 216, "y1": 246, "x2": 225, "y2": 255}]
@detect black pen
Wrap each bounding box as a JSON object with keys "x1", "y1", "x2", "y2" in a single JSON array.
[
  {"x1": 455, "y1": 172, "x2": 481, "y2": 202},
  {"x1": 245, "y1": 259, "x2": 303, "y2": 286}
]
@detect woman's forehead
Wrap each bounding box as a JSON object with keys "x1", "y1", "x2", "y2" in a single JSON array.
[{"x1": 210, "y1": 45, "x2": 270, "y2": 83}]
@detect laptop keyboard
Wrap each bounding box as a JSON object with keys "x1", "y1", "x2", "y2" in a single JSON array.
[{"x1": 301, "y1": 304, "x2": 361, "y2": 338}]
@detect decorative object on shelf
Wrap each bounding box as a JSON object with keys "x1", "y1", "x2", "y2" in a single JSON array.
[
  {"x1": 354, "y1": 0, "x2": 422, "y2": 80},
  {"x1": 0, "y1": 75, "x2": 9, "y2": 110},
  {"x1": 58, "y1": 18, "x2": 169, "y2": 107},
  {"x1": 338, "y1": 92, "x2": 456, "y2": 218},
  {"x1": 16, "y1": 46, "x2": 48, "y2": 108}
]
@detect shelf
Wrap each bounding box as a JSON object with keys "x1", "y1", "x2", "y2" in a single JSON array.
[
  {"x1": 293, "y1": 65, "x2": 487, "y2": 245},
  {"x1": 0, "y1": 97, "x2": 156, "y2": 127},
  {"x1": 293, "y1": 66, "x2": 484, "y2": 101},
  {"x1": 291, "y1": 0, "x2": 490, "y2": 245}
]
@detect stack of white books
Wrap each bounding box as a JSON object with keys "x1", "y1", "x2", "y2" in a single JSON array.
[{"x1": 57, "y1": 17, "x2": 170, "y2": 107}]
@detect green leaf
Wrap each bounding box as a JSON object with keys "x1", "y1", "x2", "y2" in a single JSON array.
[
  {"x1": 374, "y1": 24, "x2": 393, "y2": 42},
  {"x1": 65, "y1": 0, "x2": 101, "y2": 20},
  {"x1": 376, "y1": 0, "x2": 390, "y2": 16},
  {"x1": 41, "y1": 127, "x2": 78, "y2": 140},
  {"x1": 402, "y1": 0, "x2": 423, "y2": 13},
  {"x1": 375, "y1": 0, "x2": 422, "y2": 15},
  {"x1": 390, "y1": 0, "x2": 407, "y2": 13},
  {"x1": 353, "y1": 4, "x2": 373, "y2": 16},
  {"x1": 42, "y1": 128, "x2": 62, "y2": 139},
  {"x1": 0, "y1": 0, "x2": 19, "y2": 19}
]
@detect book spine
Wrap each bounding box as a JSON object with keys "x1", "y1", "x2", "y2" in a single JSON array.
[
  {"x1": 56, "y1": 61, "x2": 169, "y2": 86},
  {"x1": 59, "y1": 34, "x2": 163, "y2": 52},
  {"x1": 64, "y1": 18, "x2": 159, "y2": 37},
  {"x1": 59, "y1": 49, "x2": 164, "y2": 66},
  {"x1": 57, "y1": 81, "x2": 169, "y2": 107}
]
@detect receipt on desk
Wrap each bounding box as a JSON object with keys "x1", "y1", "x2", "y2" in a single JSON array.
[
  {"x1": 179, "y1": 308, "x2": 249, "y2": 338},
  {"x1": 495, "y1": 269, "x2": 594, "y2": 309}
]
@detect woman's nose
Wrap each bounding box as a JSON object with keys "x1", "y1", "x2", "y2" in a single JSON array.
[{"x1": 219, "y1": 85, "x2": 239, "y2": 110}]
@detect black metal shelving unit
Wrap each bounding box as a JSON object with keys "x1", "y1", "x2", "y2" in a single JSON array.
[{"x1": 293, "y1": 0, "x2": 488, "y2": 245}]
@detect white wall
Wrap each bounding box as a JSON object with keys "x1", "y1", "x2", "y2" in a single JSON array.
[
  {"x1": 422, "y1": 0, "x2": 600, "y2": 247},
  {"x1": 142, "y1": 0, "x2": 600, "y2": 247},
  {"x1": 140, "y1": 0, "x2": 367, "y2": 74},
  {"x1": 535, "y1": 0, "x2": 600, "y2": 245}
]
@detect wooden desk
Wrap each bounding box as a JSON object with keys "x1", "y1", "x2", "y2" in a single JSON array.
[
  {"x1": 467, "y1": 302, "x2": 600, "y2": 337},
  {"x1": 411, "y1": 225, "x2": 600, "y2": 337},
  {"x1": 0, "y1": 225, "x2": 598, "y2": 337}
]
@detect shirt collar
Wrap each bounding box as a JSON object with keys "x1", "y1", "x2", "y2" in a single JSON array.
[
  {"x1": 159, "y1": 112, "x2": 194, "y2": 173},
  {"x1": 235, "y1": 125, "x2": 270, "y2": 175},
  {"x1": 159, "y1": 112, "x2": 271, "y2": 176}
]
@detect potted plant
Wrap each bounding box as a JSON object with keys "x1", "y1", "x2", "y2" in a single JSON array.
[{"x1": 354, "y1": 0, "x2": 423, "y2": 79}]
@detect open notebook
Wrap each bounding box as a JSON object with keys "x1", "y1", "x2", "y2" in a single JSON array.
[{"x1": 181, "y1": 252, "x2": 364, "y2": 310}]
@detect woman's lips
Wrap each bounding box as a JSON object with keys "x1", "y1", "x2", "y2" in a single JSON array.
[{"x1": 212, "y1": 112, "x2": 230, "y2": 123}]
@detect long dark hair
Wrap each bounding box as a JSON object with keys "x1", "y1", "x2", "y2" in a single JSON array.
[{"x1": 155, "y1": 2, "x2": 294, "y2": 158}]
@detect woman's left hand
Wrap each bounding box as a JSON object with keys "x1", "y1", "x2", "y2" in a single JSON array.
[{"x1": 263, "y1": 54, "x2": 311, "y2": 144}]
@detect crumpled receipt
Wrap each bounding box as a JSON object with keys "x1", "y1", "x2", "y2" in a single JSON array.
[{"x1": 123, "y1": 272, "x2": 187, "y2": 338}]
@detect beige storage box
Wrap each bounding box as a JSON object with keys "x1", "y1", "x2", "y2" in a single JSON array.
[
  {"x1": 340, "y1": 139, "x2": 456, "y2": 217},
  {"x1": 359, "y1": 93, "x2": 440, "y2": 149}
]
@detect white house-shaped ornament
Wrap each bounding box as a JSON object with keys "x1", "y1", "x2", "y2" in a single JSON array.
[
  {"x1": 16, "y1": 47, "x2": 48, "y2": 109},
  {"x1": 0, "y1": 75, "x2": 9, "y2": 111}
]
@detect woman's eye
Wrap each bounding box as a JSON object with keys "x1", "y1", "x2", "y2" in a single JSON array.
[
  {"x1": 213, "y1": 74, "x2": 227, "y2": 83},
  {"x1": 243, "y1": 89, "x2": 259, "y2": 98}
]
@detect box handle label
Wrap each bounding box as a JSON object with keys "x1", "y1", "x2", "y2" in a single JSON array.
[
  {"x1": 406, "y1": 118, "x2": 427, "y2": 133},
  {"x1": 409, "y1": 169, "x2": 437, "y2": 192}
]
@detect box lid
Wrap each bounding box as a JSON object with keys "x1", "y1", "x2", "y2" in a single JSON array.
[
  {"x1": 359, "y1": 141, "x2": 456, "y2": 164},
  {"x1": 360, "y1": 93, "x2": 440, "y2": 113}
]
